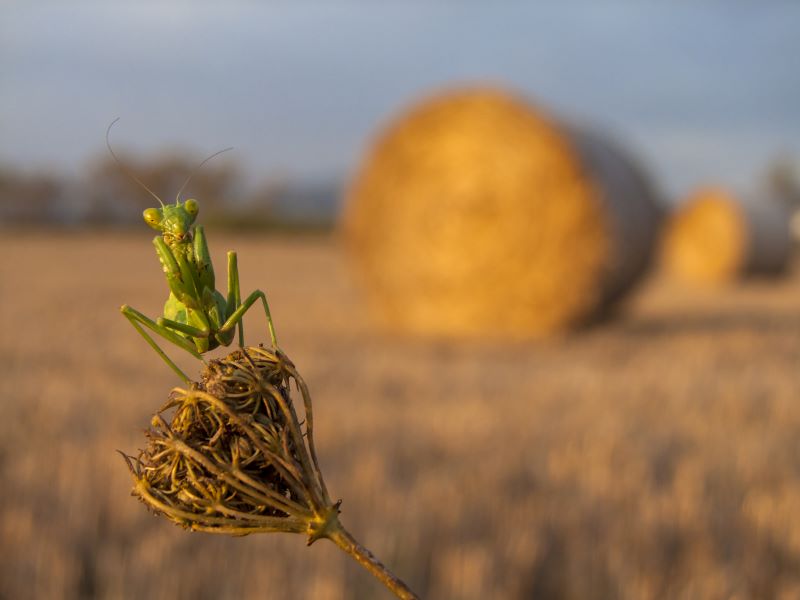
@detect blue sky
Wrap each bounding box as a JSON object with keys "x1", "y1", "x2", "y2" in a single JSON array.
[{"x1": 1, "y1": 2, "x2": 798, "y2": 199}]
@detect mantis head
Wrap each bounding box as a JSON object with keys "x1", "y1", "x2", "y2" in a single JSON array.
[
  {"x1": 105, "y1": 120, "x2": 229, "y2": 243},
  {"x1": 143, "y1": 199, "x2": 199, "y2": 242}
]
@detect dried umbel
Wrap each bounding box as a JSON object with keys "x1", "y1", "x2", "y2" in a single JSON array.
[{"x1": 122, "y1": 345, "x2": 417, "y2": 599}]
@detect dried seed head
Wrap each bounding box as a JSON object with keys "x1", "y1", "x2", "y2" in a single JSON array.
[{"x1": 122, "y1": 345, "x2": 335, "y2": 541}]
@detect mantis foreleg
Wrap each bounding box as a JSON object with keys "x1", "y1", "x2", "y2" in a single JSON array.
[
  {"x1": 194, "y1": 225, "x2": 216, "y2": 292},
  {"x1": 154, "y1": 237, "x2": 202, "y2": 310},
  {"x1": 121, "y1": 304, "x2": 202, "y2": 383}
]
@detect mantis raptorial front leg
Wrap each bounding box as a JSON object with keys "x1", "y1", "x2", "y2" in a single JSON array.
[{"x1": 156, "y1": 251, "x2": 279, "y2": 350}]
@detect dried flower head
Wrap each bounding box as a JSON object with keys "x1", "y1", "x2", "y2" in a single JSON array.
[{"x1": 122, "y1": 345, "x2": 417, "y2": 599}]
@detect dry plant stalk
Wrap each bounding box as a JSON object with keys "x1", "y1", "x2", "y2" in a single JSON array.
[
  {"x1": 344, "y1": 87, "x2": 661, "y2": 338},
  {"x1": 122, "y1": 345, "x2": 418, "y2": 600},
  {"x1": 661, "y1": 187, "x2": 792, "y2": 285}
]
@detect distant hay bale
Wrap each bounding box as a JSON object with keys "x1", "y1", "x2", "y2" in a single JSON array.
[
  {"x1": 343, "y1": 88, "x2": 662, "y2": 338},
  {"x1": 661, "y1": 187, "x2": 792, "y2": 285}
]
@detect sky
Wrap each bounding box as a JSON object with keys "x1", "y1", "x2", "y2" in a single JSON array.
[{"x1": 1, "y1": 2, "x2": 799, "y2": 200}]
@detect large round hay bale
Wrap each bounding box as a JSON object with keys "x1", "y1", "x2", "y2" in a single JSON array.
[
  {"x1": 343, "y1": 88, "x2": 662, "y2": 338},
  {"x1": 661, "y1": 187, "x2": 792, "y2": 285}
]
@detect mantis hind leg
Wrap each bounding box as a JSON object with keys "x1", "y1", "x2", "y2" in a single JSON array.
[
  {"x1": 220, "y1": 287, "x2": 278, "y2": 348},
  {"x1": 121, "y1": 304, "x2": 203, "y2": 383},
  {"x1": 226, "y1": 251, "x2": 245, "y2": 347}
]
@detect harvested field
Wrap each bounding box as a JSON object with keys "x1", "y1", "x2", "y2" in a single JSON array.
[{"x1": 1, "y1": 230, "x2": 800, "y2": 599}]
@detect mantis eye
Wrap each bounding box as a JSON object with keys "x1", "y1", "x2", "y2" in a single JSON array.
[
  {"x1": 184, "y1": 199, "x2": 199, "y2": 217},
  {"x1": 143, "y1": 208, "x2": 162, "y2": 230}
]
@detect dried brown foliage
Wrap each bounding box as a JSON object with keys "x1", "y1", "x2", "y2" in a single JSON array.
[{"x1": 123, "y1": 347, "x2": 327, "y2": 536}]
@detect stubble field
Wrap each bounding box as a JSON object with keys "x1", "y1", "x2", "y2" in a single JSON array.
[{"x1": 1, "y1": 230, "x2": 799, "y2": 599}]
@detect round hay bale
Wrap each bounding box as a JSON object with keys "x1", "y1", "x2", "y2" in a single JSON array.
[
  {"x1": 343, "y1": 87, "x2": 662, "y2": 338},
  {"x1": 661, "y1": 187, "x2": 792, "y2": 285}
]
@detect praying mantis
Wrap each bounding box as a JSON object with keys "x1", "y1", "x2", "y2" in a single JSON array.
[{"x1": 109, "y1": 120, "x2": 278, "y2": 382}]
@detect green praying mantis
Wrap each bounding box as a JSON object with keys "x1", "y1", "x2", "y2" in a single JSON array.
[{"x1": 109, "y1": 119, "x2": 278, "y2": 382}]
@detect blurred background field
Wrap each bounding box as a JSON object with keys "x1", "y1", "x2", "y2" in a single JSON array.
[
  {"x1": 2, "y1": 2, "x2": 800, "y2": 599},
  {"x1": 2, "y1": 232, "x2": 800, "y2": 599}
]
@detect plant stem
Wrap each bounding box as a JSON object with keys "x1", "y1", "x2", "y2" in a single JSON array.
[{"x1": 326, "y1": 522, "x2": 420, "y2": 600}]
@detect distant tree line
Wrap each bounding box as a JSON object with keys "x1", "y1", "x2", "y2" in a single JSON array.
[
  {"x1": 0, "y1": 152, "x2": 341, "y2": 230},
  {"x1": 764, "y1": 155, "x2": 800, "y2": 212},
  {"x1": 3, "y1": 151, "x2": 797, "y2": 230}
]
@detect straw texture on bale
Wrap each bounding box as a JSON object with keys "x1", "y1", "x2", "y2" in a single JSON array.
[
  {"x1": 344, "y1": 88, "x2": 661, "y2": 338},
  {"x1": 661, "y1": 187, "x2": 792, "y2": 285}
]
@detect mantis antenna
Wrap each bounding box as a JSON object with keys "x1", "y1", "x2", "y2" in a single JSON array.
[
  {"x1": 175, "y1": 146, "x2": 234, "y2": 203},
  {"x1": 105, "y1": 118, "x2": 166, "y2": 207}
]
